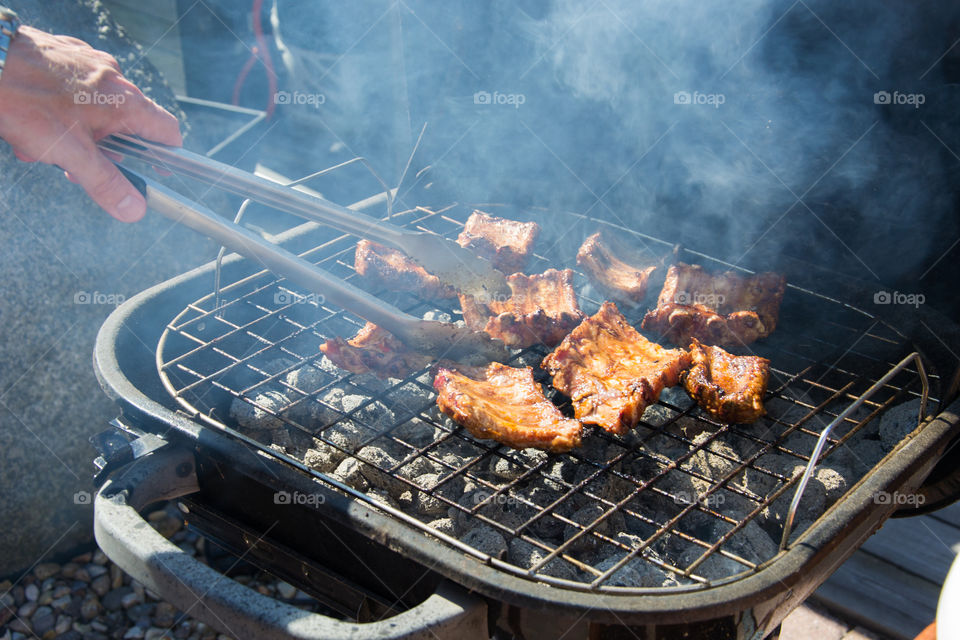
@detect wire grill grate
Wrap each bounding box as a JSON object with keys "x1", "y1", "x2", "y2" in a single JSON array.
[{"x1": 157, "y1": 203, "x2": 937, "y2": 593}]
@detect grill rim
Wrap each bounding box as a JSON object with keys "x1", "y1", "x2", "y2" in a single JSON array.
[{"x1": 93, "y1": 210, "x2": 960, "y2": 626}]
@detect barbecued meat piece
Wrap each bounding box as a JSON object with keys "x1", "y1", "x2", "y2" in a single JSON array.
[
  {"x1": 320, "y1": 322, "x2": 432, "y2": 379},
  {"x1": 434, "y1": 362, "x2": 582, "y2": 452},
  {"x1": 683, "y1": 339, "x2": 769, "y2": 423},
  {"x1": 542, "y1": 302, "x2": 691, "y2": 435},
  {"x1": 641, "y1": 263, "x2": 786, "y2": 346},
  {"x1": 459, "y1": 269, "x2": 583, "y2": 348},
  {"x1": 576, "y1": 232, "x2": 660, "y2": 306},
  {"x1": 354, "y1": 239, "x2": 456, "y2": 300},
  {"x1": 456, "y1": 210, "x2": 540, "y2": 274}
]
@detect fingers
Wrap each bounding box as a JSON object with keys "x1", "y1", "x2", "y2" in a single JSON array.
[
  {"x1": 76, "y1": 85, "x2": 180, "y2": 221},
  {"x1": 84, "y1": 156, "x2": 146, "y2": 223},
  {"x1": 131, "y1": 98, "x2": 182, "y2": 147},
  {"x1": 108, "y1": 80, "x2": 182, "y2": 147},
  {"x1": 0, "y1": 29, "x2": 178, "y2": 222},
  {"x1": 55, "y1": 137, "x2": 146, "y2": 223},
  {"x1": 13, "y1": 148, "x2": 36, "y2": 162},
  {"x1": 85, "y1": 156, "x2": 146, "y2": 222},
  {"x1": 100, "y1": 148, "x2": 123, "y2": 163},
  {"x1": 20, "y1": 130, "x2": 146, "y2": 222}
]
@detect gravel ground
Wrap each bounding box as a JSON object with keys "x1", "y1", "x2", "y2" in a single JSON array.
[{"x1": 0, "y1": 504, "x2": 325, "y2": 640}]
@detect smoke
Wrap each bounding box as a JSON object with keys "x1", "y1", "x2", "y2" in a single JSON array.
[
  {"x1": 271, "y1": 0, "x2": 960, "y2": 286},
  {"x1": 517, "y1": 0, "x2": 960, "y2": 283}
]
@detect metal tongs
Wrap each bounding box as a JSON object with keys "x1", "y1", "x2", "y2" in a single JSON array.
[{"x1": 100, "y1": 134, "x2": 510, "y2": 364}]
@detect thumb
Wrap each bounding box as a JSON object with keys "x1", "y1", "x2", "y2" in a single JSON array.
[{"x1": 63, "y1": 142, "x2": 147, "y2": 223}]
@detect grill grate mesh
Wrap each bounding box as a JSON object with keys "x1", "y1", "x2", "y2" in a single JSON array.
[{"x1": 157, "y1": 203, "x2": 937, "y2": 593}]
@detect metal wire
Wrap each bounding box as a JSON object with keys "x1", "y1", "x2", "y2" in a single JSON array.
[
  {"x1": 779, "y1": 351, "x2": 930, "y2": 549},
  {"x1": 210, "y1": 158, "x2": 395, "y2": 316},
  {"x1": 156, "y1": 203, "x2": 939, "y2": 594},
  {"x1": 214, "y1": 199, "x2": 254, "y2": 315}
]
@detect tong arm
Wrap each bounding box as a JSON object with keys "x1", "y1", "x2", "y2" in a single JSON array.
[{"x1": 116, "y1": 165, "x2": 508, "y2": 364}]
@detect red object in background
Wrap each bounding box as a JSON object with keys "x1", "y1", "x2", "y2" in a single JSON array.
[{"x1": 231, "y1": 0, "x2": 278, "y2": 118}]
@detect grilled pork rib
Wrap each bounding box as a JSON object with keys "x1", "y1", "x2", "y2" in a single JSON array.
[
  {"x1": 434, "y1": 362, "x2": 582, "y2": 452},
  {"x1": 354, "y1": 239, "x2": 456, "y2": 300},
  {"x1": 683, "y1": 339, "x2": 769, "y2": 423},
  {"x1": 320, "y1": 322, "x2": 432, "y2": 379},
  {"x1": 459, "y1": 269, "x2": 583, "y2": 348},
  {"x1": 642, "y1": 263, "x2": 785, "y2": 346},
  {"x1": 542, "y1": 302, "x2": 690, "y2": 435},
  {"x1": 576, "y1": 232, "x2": 659, "y2": 306},
  {"x1": 456, "y1": 210, "x2": 540, "y2": 275}
]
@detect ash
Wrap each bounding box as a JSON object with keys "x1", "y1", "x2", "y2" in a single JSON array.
[{"x1": 229, "y1": 357, "x2": 924, "y2": 589}]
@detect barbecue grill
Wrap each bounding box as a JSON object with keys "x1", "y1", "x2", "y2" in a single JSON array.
[{"x1": 90, "y1": 157, "x2": 960, "y2": 639}]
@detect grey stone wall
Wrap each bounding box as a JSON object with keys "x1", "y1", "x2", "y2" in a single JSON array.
[{"x1": 0, "y1": 1, "x2": 214, "y2": 575}]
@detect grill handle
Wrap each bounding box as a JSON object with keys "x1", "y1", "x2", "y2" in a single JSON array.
[
  {"x1": 780, "y1": 352, "x2": 930, "y2": 549},
  {"x1": 94, "y1": 445, "x2": 488, "y2": 640}
]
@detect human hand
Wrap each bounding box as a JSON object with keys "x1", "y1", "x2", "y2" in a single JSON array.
[{"x1": 0, "y1": 25, "x2": 182, "y2": 222}]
